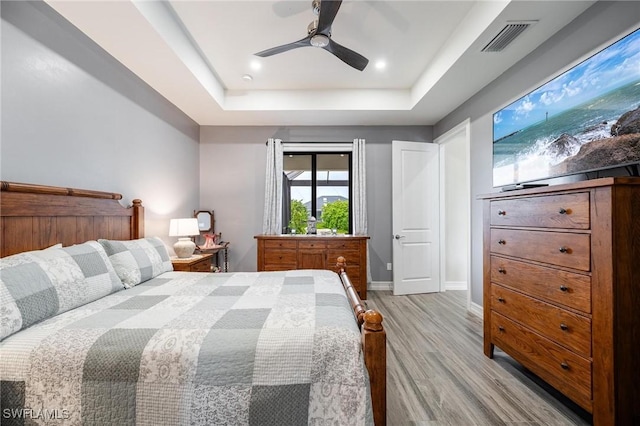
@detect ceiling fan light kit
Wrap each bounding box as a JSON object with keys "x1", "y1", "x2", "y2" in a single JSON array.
[
  {"x1": 311, "y1": 34, "x2": 329, "y2": 48},
  {"x1": 254, "y1": 0, "x2": 369, "y2": 71}
]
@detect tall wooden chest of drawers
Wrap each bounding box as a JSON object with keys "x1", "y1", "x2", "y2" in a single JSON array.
[
  {"x1": 255, "y1": 235, "x2": 369, "y2": 299},
  {"x1": 480, "y1": 177, "x2": 640, "y2": 425}
]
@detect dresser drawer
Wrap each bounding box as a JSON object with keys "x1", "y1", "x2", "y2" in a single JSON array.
[
  {"x1": 263, "y1": 250, "x2": 297, "y2": 269},
  {"x1": 491, "y1": 228, "x2": 591, "y2": 271},
  {"x1": 491, "y1": 284, "x2": 591, "y2": 357},
  {"x1": 327, "y1": 239, "x2": 362, "y2": 251},
  {"x1": 190, "y1": 259, "x2": 212, "y2": 272},
  {"x1": 326, "y1": 249, "x2": 361, "y2": 266},
  {"x1": 171, "y1": 254, "x2": 213, "y2": 272},
  {"x1": 491, "y1": 312, "x2": 592, "y2": 410},
  {"x1": 490, "y1": 256, "x2": 591, "y2": 313},
  {"x1": 263, "y1": 239, "x2": 297, "y2": 250},
  {"x1": 491, "y1": 193, "x2": 590, "y2": 229},
  {"x1": 298, "y1": 240, "x2": 327, "y2": 249}
]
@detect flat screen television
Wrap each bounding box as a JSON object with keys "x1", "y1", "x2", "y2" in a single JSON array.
[{"x1": 493, "y1": 27, "x2": 640, "y2": 188}]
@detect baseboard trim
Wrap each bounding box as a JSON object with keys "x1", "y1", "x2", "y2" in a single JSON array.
[
  {"x1": 445, "y1": 281, "x2": 468, "y2": 291},
  {"x1": 468, "y1": 301, "x2": 483, "y2": 318},
  {"x1": 369, "y1": 281, "x2": 392, "y2": 291}
]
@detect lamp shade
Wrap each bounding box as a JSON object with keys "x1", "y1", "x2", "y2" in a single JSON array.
[{"x1": 169, "y1": 218, "x2": 200, "y2": 237}]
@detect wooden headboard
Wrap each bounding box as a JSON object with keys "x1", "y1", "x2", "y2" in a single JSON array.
[{"x1": 1, "y1": 181, "x2": 144, "y2": 257}]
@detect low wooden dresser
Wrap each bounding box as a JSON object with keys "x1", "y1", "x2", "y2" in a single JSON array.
[
  {"x1": 171, "y1": 253, "x2": 213, "y2": 272},
  {"x1": 255, "y1": 235, "x2": 369, "y2": 299},
  {"x1": 480, "y1": 177, "x2": 640, "y2": 425}
]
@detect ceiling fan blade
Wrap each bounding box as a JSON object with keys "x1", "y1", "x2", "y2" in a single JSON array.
[
  {"x1": 254, "y1": 36, "x2": 312, "y2": 57},
  {"x1": 317, "y1": 0, "x2": 342, "y2": 34},
  {"x1": 324, "y1": 38, "x2": 369, "y2": 71}
]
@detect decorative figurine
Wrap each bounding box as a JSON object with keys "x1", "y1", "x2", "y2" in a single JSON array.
[
  {"x1": 307, "y1": 216, "x2": 317, "y2": 234},
  {"x1": 202, "y1": 233, "x2": 216, "y2": 249}
]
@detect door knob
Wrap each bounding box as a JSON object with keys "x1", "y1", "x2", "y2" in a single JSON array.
[{"x1": 394, "y1": 234, "x2": 405, "y2": 239}]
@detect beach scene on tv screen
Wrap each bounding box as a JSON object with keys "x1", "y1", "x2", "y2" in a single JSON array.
[{"x1": 493, "y1": 28, "x2": 640, "y2": 187}]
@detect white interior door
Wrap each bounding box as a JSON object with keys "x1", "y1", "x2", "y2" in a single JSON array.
[{"x1": 392, "y1": 141, "x2": 440, "y2": 295}]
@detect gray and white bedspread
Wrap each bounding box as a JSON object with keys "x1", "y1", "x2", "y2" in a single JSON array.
[{"x1": 0, "y1": 269, "x2": 373, "y2": 425}]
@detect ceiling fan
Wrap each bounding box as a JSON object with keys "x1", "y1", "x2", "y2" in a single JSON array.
[{"x1": 254, "y1": 0, "x2": 369, "y2": 71}]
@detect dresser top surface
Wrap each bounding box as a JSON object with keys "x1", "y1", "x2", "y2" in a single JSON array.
[
  {"x1": 254, "y1": 234, "x2": 369, "y2": 240},
  {"x1": 478, "y1": 177, "x2": 640, "y2": 200}
]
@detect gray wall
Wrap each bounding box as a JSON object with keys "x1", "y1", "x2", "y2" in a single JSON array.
[
  {"x1": 1, "y1": 1, "x2": 200, "y2": 245},
  {"x1": 434, "y1": 1, "x2": 640, "y2": 306},
  {"x1": 199, "y1": 126, "x2": 432, "y2": 278}
]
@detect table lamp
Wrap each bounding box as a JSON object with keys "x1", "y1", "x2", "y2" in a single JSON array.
[{"x1": 169, "y1": 218, "x2": 200, "y2": 258}]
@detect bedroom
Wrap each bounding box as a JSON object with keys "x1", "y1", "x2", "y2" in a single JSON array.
[{"x1": 2, "y1": 1, "x2": 640, "y2": 425}]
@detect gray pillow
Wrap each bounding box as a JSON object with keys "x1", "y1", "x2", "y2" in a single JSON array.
[
  {"x1": 0, "y1": 241, "x2": 123, "y2": 340},
  {"x1": 98, "y1": 237, "x2": 173, "y2": 288}
]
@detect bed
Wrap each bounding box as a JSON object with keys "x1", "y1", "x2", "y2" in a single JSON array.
[{"x1": 0, "y1": 181, "x2": 386, "y2": 425}]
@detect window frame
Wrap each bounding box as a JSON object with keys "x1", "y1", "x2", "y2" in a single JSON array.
[{"x1": 283, "y1": 149, "x2": 353, "y2": 234}]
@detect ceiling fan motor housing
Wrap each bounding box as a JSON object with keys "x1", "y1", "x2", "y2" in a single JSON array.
[
  {"x1": 307, "y1": 20, "x2": 318, "y2": 35},
  {"x1": 254, "y1": 0, "x2": 369, "y2": 71}
]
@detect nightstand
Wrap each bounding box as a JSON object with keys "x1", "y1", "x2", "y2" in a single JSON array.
[{"x1": 171, "y1": 253, "x2": 213, "y2": 272}]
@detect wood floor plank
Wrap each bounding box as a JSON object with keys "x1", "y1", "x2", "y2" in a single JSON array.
[{"x1": 367, "y1": 290, "x2": 592, "y2": 426}]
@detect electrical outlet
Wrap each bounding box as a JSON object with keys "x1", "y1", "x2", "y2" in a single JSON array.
[{"x1": 386, "y1": 263, "x2": 392, "y2": 271}]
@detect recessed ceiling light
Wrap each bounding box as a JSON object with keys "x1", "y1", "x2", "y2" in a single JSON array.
[
  {"x1": 375, "y1": 60, "x2": 386, "y2": 70},
  {"x1": 250, "y1": 60, "x2": 262, "y2": 71},
  {"x1": 242, "y1": 74, "x2": 253, "y2": 82}
]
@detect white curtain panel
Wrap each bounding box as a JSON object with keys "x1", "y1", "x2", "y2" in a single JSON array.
[
  {"x1": 262, "y1": 138, "x2": 283, "y2": 234},
  {"x1": 352, "y1": 138, "x2": 367, "y2": 235},
  {"x1": 352, "y1": 138, "x2": 372, "y2": 284}
]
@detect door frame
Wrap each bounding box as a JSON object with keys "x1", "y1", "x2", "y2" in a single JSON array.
[{"x1": 434, "y1": 119, "x2": 472, "y2": 304}]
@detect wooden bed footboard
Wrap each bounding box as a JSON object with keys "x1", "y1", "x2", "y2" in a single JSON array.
[{"x1": 336, "y1": 256, "x2": 387, "y2": 426}]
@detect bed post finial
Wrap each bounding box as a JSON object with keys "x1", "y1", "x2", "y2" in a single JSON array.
[
  {"x1": 336, "y1": 256, "x2": 347, "y2": 272},
  {"x1": 131, "y1": 199, "x2": 144, "y2": 239},
  {"x1": 363, "y1": 310, "x2": 383, "y2": 332}
]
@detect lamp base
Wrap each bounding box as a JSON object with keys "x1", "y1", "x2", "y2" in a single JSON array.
[{"x1": 174, "y1": 237, "x2": 196, "y2": 258}]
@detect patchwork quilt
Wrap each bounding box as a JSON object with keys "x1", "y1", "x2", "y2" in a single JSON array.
[{"x1": 0, "y1": 269, "x2": 372, "y2": 425}]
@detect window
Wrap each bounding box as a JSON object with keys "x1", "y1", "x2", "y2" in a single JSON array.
[{"x1": 283, "y1": 152, "x2": 352, "y2": 234}]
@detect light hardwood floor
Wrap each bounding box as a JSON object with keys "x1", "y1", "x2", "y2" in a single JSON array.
[{"x1": 366, "y1": 290, "x2": 592, "y2": 426}]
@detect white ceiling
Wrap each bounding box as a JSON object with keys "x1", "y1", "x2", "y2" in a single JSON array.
[{"x1": 45, "y1": 0, "x2": 596, "y2": 126}]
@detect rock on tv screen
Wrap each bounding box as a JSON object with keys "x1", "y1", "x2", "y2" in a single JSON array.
[{"x1": 492, "y1": 28, "x2": 640, "y2": 188}]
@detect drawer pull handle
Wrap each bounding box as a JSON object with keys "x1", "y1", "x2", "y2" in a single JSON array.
[
  {"x1": 559, "y1": 247, "x2": 568, "y2": 253},
  {"x1": 498, "y1": 326, "x2": 505, "y2": 332},
  {"x1": 560, "y1": 323, "x2": 569, "y2": 331},
  {"x1": 559, "y1": 285, "x2": 568, "y2": 292},
  {"x1": 497, "y1": 297, "x2": 505, "y2": 303},
  {"x1": 560, "y1": 362, "x2": 570, "y2": 370},
  {"x1": 498, "y1": 239, "x2": 506, "y2": 245},
  {"x1": 558, "y1": 208, "x2": 568, "y2": 215},
  {"x1": 497, "y1": 210, "x2": 506, "y2": 216},
  {"x1": 498, "y1": 267, "x2": 506, "y2": 274}
]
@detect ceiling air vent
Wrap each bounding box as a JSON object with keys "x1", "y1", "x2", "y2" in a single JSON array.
[{"x1": 482, "y1": 21, "x2": 537, "y2": 52}]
